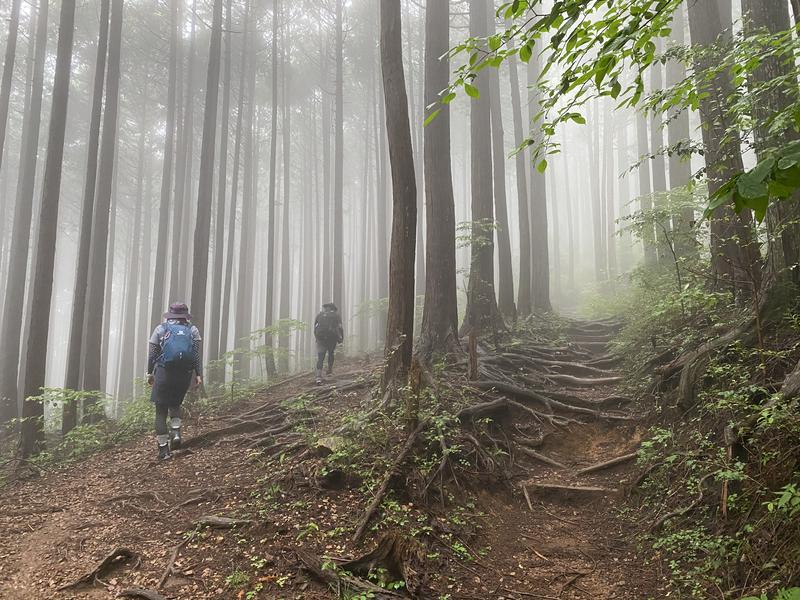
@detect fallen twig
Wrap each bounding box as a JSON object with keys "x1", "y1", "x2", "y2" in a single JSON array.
[
  {"x1": 158, "y1": 535, "x2": 194, "y2": 589},
  {"x1": 576, "y1": 452, "x2": 638, "y2": 476}
]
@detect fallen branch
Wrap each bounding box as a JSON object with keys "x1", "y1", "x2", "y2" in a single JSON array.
[
  {"x1": 58, "y1": 547, "x2": 137, "y2": 590},
  {"x1": 195, "y1": 515, "x2": 253, "y2": 529},
  {"x1": 158, "y1": 535, "x2": 194, "y2": 589},
  {"x1": 650, "y1": 473, "x2": 713, "y2": 532},
  {"x1": 576, "y1": 452, "x2": 638, "y2": 476},
  {"x1": 352, "y1": 421, "x2": 427, "y2": 543}
]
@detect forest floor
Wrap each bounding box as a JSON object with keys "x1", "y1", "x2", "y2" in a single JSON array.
[{"x1": 0, "y1": 321, "x2": 668, "y2": 600}]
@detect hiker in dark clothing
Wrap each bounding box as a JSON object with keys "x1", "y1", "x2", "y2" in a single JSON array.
[
  {"x1": 147, "y1": 302, "x2": 203, "y2": 460},
  {"x1": 314, "y1": 302, "x2": 343, "y2": 384}
]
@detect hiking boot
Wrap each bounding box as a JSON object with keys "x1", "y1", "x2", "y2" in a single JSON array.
[
  {"x1": 326, "y1": 366, "x2": 333, "y2": 376},
  {"x1": 158, "y1": 443, "x2": 172, "y2": 461},
  {"x1": 170, "y1": 427, "x2": 182, "y2": 450},
  {"x1": 315, "y1": 369, "x2": 323, "y2": 385}
]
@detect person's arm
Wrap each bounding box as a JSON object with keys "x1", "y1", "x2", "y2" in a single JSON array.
[
  {"x1": 147, "y1": 326, "x2": 162, "y2": 384},
  {"x1": 192, "y1": 326, "x2": 204, "y2": 383}
]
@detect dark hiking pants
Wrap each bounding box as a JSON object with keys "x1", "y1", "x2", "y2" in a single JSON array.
[
  {"x1": 316, "y1": 339, "x2": 336, "y2": 371},
  {"x1": 151, "y1": 365, "x2": 192, "y2": 436}
]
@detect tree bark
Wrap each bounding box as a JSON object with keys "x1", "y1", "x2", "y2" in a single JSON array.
[
  {"x1": 418, "y1": 0, "x2": 459, "y2": 361},
  {"x1": 636, "y1": 111, "x2": 657, "y2": 264},
  {"x1": 278, "y1": 16, "x2": 292, "y2": 372},
  {"x1": 462, "y1": 0, "x2": 503, "y2": 333},
  {"x1": 688, "y1": 0, "x2": 761, "y2": 298},
  {"x1": 743, "y1": 0, "x2": 800, "y2": 286},
  {"x1": 0, "y1": 0, "x2": 48, "y2": 425},
  {"x1": 487, "y1": 4, "x2": 516, "y2": 320},
  {"x1": 380, "y1": 0, "x2": 417, "y2": 387},
  {"x1": 508, "y1": 36, "x2": 532, "y2": 316},
  {"x1": 264, "y1": 0, "x2": 280, "y2": 378},
  {"x1": 62, "y1": 0, "x2": 110, "y2": 433},
  {"x1": 649, "y1": 41, "x2": 669, "y2": 263},
  {"x1": 529, "y1": 50, "x2": 552, "y2": 311},
  {"x1": 0, "y1": 0, "x2": 22, "y2": 172},
  {"x1": 20, "y1": 0, "x2": 77, "y2": 458},
  {"x1": 81, "y1": 0, "x2": 123, "y2": 406},
  {"x1": 207, "y1": 0, "x2": 233, "y2": 380},
  {"x1": 333, "y1": 0, "x2": 344, "y2": 313},
  {"x1": 189, "y1": 0, "x2": 223, "y2": 339},
  {"x1": 150, "y1": 0, "x2": 179, "y2": 329}
]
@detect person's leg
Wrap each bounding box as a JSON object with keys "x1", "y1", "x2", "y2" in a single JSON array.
[
  {"x1": 326, "y1": 344, "x2": 335, "y2": 374},
  {"x1": 155, "y1": 402, "x2": 170, "y2": 459},
  {"x1": 168, "y1": 404, "x2": 182, "y2": 449},
  {"x1": 315, "y1": 339, "x2": 325, "y2": 382}
]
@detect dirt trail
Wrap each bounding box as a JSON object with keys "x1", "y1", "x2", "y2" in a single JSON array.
[{"x1": 0, "y1": 323, "x2": 665, "y2": 599}]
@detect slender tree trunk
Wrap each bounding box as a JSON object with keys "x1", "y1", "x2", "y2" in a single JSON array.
[
  {"x1": 170, "y1": 0, "x2": 195, "y2": 302},
  {"x1": 487, "y1": 6, "x2": 516, "y2": 320},
  {"x1": 649, "y1": 42, "x2": 670, "y2": 264},
  {"x1": 82, "y1": 0, "x2": 123, "y2": 405},
  {"x1": 100, "y1": 146, "x2": 118, "y2": 394},
  {"x1": 562, "y1": 161, "x2": 576, "y2": 289},
  {"x1": 380, "y1": 0, "x2": 416, "y2": 388},
  {"x1": 333, "y1": 0, "x2": 344, "y2": 314},
  {"x1": 374, "y1": 54, "x2": 389, "y2": 340},
  {"x1": 604, "y1": 100, "x2": 617, "y2": 279},
  {"x1": 529, "y1": 50, "x2": 552, "y2": 312},
  {"x1": 0, "y1": 0, "x2": 48, "y2": 425},
  {"x1": 63, "y1": 0, "x2": 109, "y2": 433},
  {"x1": 208, "y1": 0, "x2": 233, "y2": 380},
  {"x1": 418, "y1": 0, "x2": 459, "y2": 361},
  {"x1": 20, "y1": 0, "x2": 76, "y2": 458},
  {"x1": 463, "y1": 0, "x2": 503, "y2": 333},
  {"x1": 636, "y1": 111, "x2": 656, "y2": 264},
  {"x1": 278, "y1": 19, "x2": 292, "y2": 373},
  {"x1": 264, "y1": 0, "x2": 280, "y2": 378},
  {"x1": 221, "y1": 0, "x2": 249, "y2": 376},
  {"x1": 508, "y1": 36, "x2": 531, "y2": 316},
  {"x1": 151, "y1": 0, "x2": 179, "y2": 329},
  {"x1": 136, "y1": 149, "x2": 153, "y2": 386},
  {"x1": 688, "y1": 0, "x2": 761, "y2": 297},
  {"x1": 667, "y1": 2, "x2": 695, "y2": 256},
  {"x1": 321, "y1": 37, "x2": 332, "y2": 302},
  {"x1": 189, "y1": 0, "x2": 223, "y2": 339},
  {"x1": 0, "y1": 0, "x2": 22, "y2": 172}
]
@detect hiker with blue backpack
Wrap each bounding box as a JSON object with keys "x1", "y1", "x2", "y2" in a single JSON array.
[{"x1": 146, "y1": 302, "x2": 203, "y2": 460}]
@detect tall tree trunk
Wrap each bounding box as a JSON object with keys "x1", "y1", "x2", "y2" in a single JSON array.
[
  {"x1": 688, "y1": 0, "x2": 761, "y2": 297},
  {"x1": 508, "y1": 37, "x2": 531, "y2": 315},
  {"x1": 743, "y1": 0, "x2": 800, "y2": 285},
  {"x1": 136, "y1": 146, "x2": 153, "y2": 386},
  {"x1": 562, "y1": 160, "x2": 576, "y2": 289},
  {"x1": 63, "y1": 0, "x2": 109, "y2": 433},
  {"x1": 529, "y1": 50, "x2": 552, "y2": 312},
  {"x1": 0, "y1": 0, "x2": 22, "y2": 172},
  {"x1": 666, "y1": 2, "x2": 695, "y2": 256},
  {"x1": 649, "y1": 42, "x2": 670, "y2": 263},
  {"x1": 418, "y1": 0, "x2": 459, "y2": 360},
  {"x1": 278, "y1": 26, "x2": 292, "y2": 373},
  {"x1": 82, "y1": 0, "x2": 123, "y2": 406},
  {"x1": 221, "y1": 0, "x2": 249, "y2": 377},
  {"x1": 264, "y1": 0, "x2": 280, "y2": 378},
  {"x1": 604, "y1": 100, "x2": 617, "y2": 279},
  {"x1": 150, "y1": 0, "x2": 179, "y2": 329},
  {"x1": 333, "y1": 0, "x2": 344, "y2": 314},
  {"x1": 487, "y1": 5, "x2": 516, "y2": 320},
  {"x1": 189, "y1": 0, "x2": 223, "y2": 340},
  {"x1": 208, "y1": 0, "x2": 233, "y2": 380},
  {"x1": 0, "y1": 0, "x2": 48, "y2": 425},
  {"x1": 321, "y1": 37, "x2": 332, "y2": 302},
  {"x1": 380, "y1": 0, "x2": 416, "y2": 388},
  {"x1": 170, "y1": 0, "x2": 195, "y2": 302},
  {"x1": 462, "y1": 0, "x2": 503, "y2": 333},
  {"x1": 374, "y1": 52, "x2": 389, "y2": 341},
  {"x1": 20, "y1": 0, "x2": 76, "y2": 458},
  {"x1": 636, "y1": 111, "x2": 657, "y2": 264}
]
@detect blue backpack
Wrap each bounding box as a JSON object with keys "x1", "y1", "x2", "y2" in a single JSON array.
[{"x1": 159, "y1": 322, "x2": 195, "y2": 370}]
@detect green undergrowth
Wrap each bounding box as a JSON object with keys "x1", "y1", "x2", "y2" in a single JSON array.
[{"x1": 587, "y1": 262, "x2": 800, "y2": 598}]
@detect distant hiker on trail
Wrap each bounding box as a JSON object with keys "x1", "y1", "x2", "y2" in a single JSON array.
[
  {"x1": 147, "y1": 302, "x2": 203, "y2": 461},
  {"x1": 314, "y1": 302, "x2": 343, "y2": 384}
]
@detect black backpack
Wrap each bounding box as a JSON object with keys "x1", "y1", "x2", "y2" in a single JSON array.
[{"x1": 315, "y1": 310, "x2": 340, "y2": 343}]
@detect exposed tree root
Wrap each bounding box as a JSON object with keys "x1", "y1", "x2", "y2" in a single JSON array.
[
  {"x1": 517, "y1": 446, "x2": 567, "y2": 469},
  {"x1": 297, "y1": 550, "x2": 404, "y2": 599},
  {"x1": 58, "y1": 547, "x2": 138, "y2": 590},
  {"x1": 650, "y1": 473, "x2": 713, "y2": 532},
  {"x1": 195, "y1": 515, "x2": 252, "y2": 529},
  {"x1": 118, "y1": 589, "x2": 168, "y2": 600},
  {"x1": 576, "y1": 452, "x2": 638, "y2": 476},
  {"x1": 339, "y1": 532, "x2": 429, "y2": 596},
  {"x1": 533, "y1": 358, "x2": 619, "y2": 378},
  {"x1": 353, "y1": 421, "x2": 427, "y2": 543},
  {"x1": 183, "y1": 416, "x2": 285, "y2": 449},
  {"x1": 158, "y1": 535, "x2": 193, "y2": 589},
  {"x1": 457, "y1": 397, "x2": 509, "y2": 421},
  {"x1": 545, "y1": 373, "x2": 622, "y2": 387}
]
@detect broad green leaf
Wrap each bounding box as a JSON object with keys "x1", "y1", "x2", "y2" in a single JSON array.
[
  {"x1": 537, "y1": 159, "x2": 548, "y2": 173},
  {"x1": 465, "y1": 83, "x2": 480, "y2": 99},
  {"x1": 519, "y1": 43, "x2": 532, "y2": 63},
  {"x1": 736, "y1": 173, "x2": 768, "y2": 201},
  {"x1": 423, "y1": 108, "x2": 441, "y2": 127}
]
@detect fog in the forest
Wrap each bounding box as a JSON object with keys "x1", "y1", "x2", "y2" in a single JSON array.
[{"x1": 0, "y1": 0, "x2": 739, "y2": 427}]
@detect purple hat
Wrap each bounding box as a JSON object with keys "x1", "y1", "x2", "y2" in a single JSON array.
[{"x1": 164, "y1": 302, "x2": 192, "y2": 320}]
